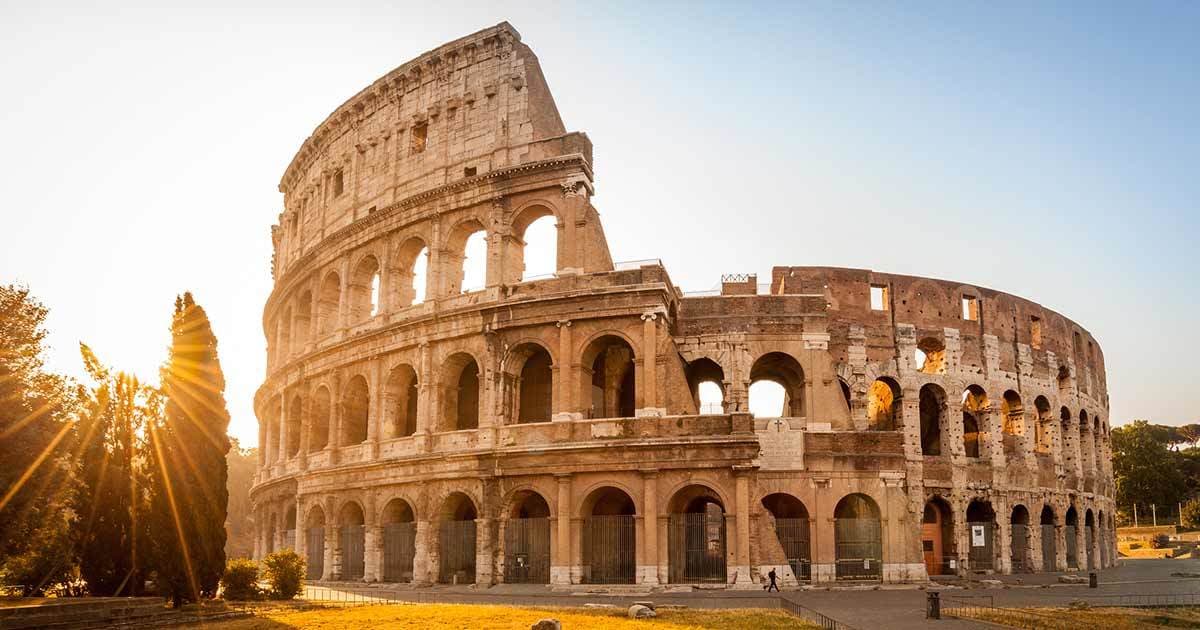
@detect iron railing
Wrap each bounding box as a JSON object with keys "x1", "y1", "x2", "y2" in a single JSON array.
[
  {"x1": 339, "y1": 525, "x2": 365, "y2": 580},
  {"x1": 382, "y1": 522, "x2": 416, "y2": 582},
  {"x1": 777, "y1": 598, "x2": 858, "y2": 630},
  {"x1": 775, "y1": 517, "x2": 812, "y2": 581},
  {"x1": 305, "y1": 527, "x2": 325, "y2": 580},
  {"x1": 582, "y1": 515, "x2": 636, "y2": 584},
  {"x1": 834, "y1": 518, "x2": 882, "y2": 580},
  {"x1": 438, "y1": 520, "x2": 477, "y2": 584},
  {"x1": 668, "y1": 512, "x2": 727, "y2": 583},
  {"x1": 503, "y1": 517, "x2": 551, "y2": 584}
]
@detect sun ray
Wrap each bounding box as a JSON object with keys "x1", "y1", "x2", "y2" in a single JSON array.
[
  {"x1": 0, "y1": 418, "x2": 73, "y2": 514},
  {"x1": 147, "y1": 421, "x2": 199, "y2": 602}
]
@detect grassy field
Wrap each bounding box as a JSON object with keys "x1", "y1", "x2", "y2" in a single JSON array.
[
  {"x1": 959, "y1": 605, "x2": 1200, "y2": 629},
  {"x1": 201, "y1": 602, "x2": 814, "y2": 629}
]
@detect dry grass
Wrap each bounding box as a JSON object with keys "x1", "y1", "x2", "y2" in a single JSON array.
[
  {"x1": 190, "y1": 602, "x2": 815, "y2": 629},
  {"x1": 961, "y1": 606, "x2": 1200, "y2": 629}
]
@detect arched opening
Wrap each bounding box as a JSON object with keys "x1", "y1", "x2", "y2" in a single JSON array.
[
  {"x1": 284, "y1": 506, "x2": 297, "y2": 550},
  {"x1": 668, "y1": 486, "x2": 727, "y2": 584},
  {"x1": 265, "y1": 512, "x2": 277, "y2": 555},
  {"x1": 1001, "y1": 390, "x2": 1025, "y2": 458},
  {"x1": 838, "y1": 378, "x2": 852, "y2": 418},
  {"x1": 317, "y1": 271, "x2": 340, "y2": 336},
  {"x1": 762, "y1": 493, "x2": 810, "y2": 581},
  {"x1": 1011, "y1": 505, "x2": 1031, "y2": 573},
  {"x1": 1085, "y1": 509, "x2": 1096, "y2": 571},
  {"x1": 834, "y1": 493, "x2": 882, "y2": 580},
  {"x1": 286, "y1": 395, "x2": 302, "y2": 457},
  {"x1": 868, "y1": 377, "x2": 901, "y2": 431},
  {"x1": 920, "y1": 384, "x2": 946, "y2": 456},
  {"x1": 445, "y1": 220, "x2": 488, "y2": 295},
  {"x1": 962, "y1": 386, "x2": 988, "y2": 458},
  {"x1": 1040, "y1": 505, "x2": 1057, "y2": 572},
  {"x1": 349, "y1": 255, "x2": 381, "y2": 322},
  {"x1": 1057, "y1": 365, "x2": 1071, "y2": 396},
  {"x1": 1060, "y1": 407, "x2": 1075, "y2": 470},
  {"x1": 305, "y1": 506, "x2": 325, "y2": 580},
  {"x1": 685, "y1": 358, "x2": 725, "y2": 414},
  {"x1": 504, "y1": 491, "x2": 551, "y2": 584},
  {"x1": 442, "y1": 354, "x2": 480, "y2": 431},
  {"x1": 1065, "y1": 505, "x2": 1080, "y2": 569},
  {"x1": 382, "y1": 499, "x2": 416, "y2": 582},
  {"x1": 915, "y1": 337, "x2": 946, "y2": 374},
  {"x1": 294, "y1": 291, "x2": 312, "y2": 350},
  {"x1": 384, "y1": 364, "x2": 418, "y2": 438},
  {"x1": 265, "y1": 407, "x2": 279, "y2": 463},
  {"x1": 341, "y1": 375, "x2": 369, "y2": 445},
  {"x1": 437, "y1": 493, "x2": 478, "y2": 584},
  {"x1": 582, "y1": 336, "x2": 635, "y2": 419},
  {"x1": 509, "y1": 344, "x2": 553, "y2": 424},
  {"x1": 338, "y1": 502, "x2": 366, "y2": 580},
  {"x1": 309, "y1": 386, "x2": 330, "y2": 451},
  {"x1": 1033, "y1": 396, "x2": 1052, "y2": 454},
  {"x1": 393, "y1": 237, "x2": 430, "y2": 307},
  {"x1": 510, "y1": 206, "x2": 558, "y2": 282},
  {"x1": 749, "y1": 352, "x2": 805, "y2": 418},
  {"x1": 922, "y1": 497, "x2": 955, "y2": 576},
  {"x1": 1079, "y1": 410, "x2": 1092, "y2": 472},
  {"x1": 581, "y1": 487, "x2": 636, "y2": 584},
  {"x1": 966, "y1": 500, "x2": 997, "y2": 572}
]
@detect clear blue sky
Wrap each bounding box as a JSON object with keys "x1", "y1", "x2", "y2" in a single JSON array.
[{"x1": 1, "y1": 1, "x2": 1196, "y2": 446}]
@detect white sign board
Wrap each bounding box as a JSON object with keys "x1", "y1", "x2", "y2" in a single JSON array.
[{"x1": 971, "y1": 525, "x2": 986, "y2": 548}]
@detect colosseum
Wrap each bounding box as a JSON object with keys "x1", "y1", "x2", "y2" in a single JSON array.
[{"x1": 251, "y1": 22, "x2": 1116, "y2": 589}]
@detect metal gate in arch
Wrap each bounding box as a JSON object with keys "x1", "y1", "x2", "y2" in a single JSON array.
[
  {"x1": 339, "y1": 525, "x2": 365, "y2": 580},
  {"x1": 668, "y1": 512, "x2": 727, "y2": 583},
  {"x1": 1010, "y1": 524, "x2": 1028, "y2": 573},
  {"x1": 306, "y1": 527, "x2": 324, "y2": 580},
  {"x1": 775, "y1": 518, "x2": 812, "y2": 581},
  {"x1": 504, "y1": 517, "x2": 550, "y2": 583},
  {"x1": 582, "y1": 515, "x2": 635, "y2": 584},
  {"x1": 383, "y1": 522, "x2": 416, "y2": 582},
  {"x1": 439, "y1": 520, "x2": 477, "y2": 584},
  {"x1": 834, "y1": 518, "x2": 881, "y2": 580},
  {"x1": 1041, "y1": 524, "x2": 1056, "y2": 571},
  {"x1": 967, "y1": 521, "x2": 995, "y2": 571}
]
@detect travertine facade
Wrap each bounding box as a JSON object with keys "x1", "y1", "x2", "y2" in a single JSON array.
[{"x1": 251, "y1": 22, "x2": 1115, "y2": 587}]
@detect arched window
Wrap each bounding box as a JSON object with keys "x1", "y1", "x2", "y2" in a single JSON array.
[
  {"x1": 1040, "y1": 505, "x2": 1057, "y2": 571},
  {"x1": 966, "y1": 500, "x2": 997, "y2": 570},
  {"x1": 384, "y1": 364, "x2": 418, "y2": 438},
  {"x1": 962, "y1": 385, "x2": 988, "y2": 458},
  {"x1": 382, "y1": 499, "x2": 416, "y2": 582},
  {"x1": 685, "y1": 358, "x2": 725, "y2": 415},
  {"x1": 294, "y1": 291, "x2": 312, "y2": 350},
  {"x1": 919, "y1": 384, "x2": 945, "y2": 456},
  {"x1": 286, "y1": 394, "x2": 302, "y2": 457},
  {"x1": 1010, "y1": 505, "x2": 1031, "y2": 573},
  {"x1": 317, "y1": 271, "x2": 340, "y2": 335},
  {"x1": 1001, "y1": 390, "x2": 1024, "y2": 436},
  {"x1": 309, "y1": 386, "x2": 330, "y2": 451},
  {"x1": 833, "y1": 494, "x2": 882, "y2": 580},
  {"x1": 763, "y1": 493, "x2": 811, "y2": 581},
  {"x1": 510, "y1": 344, "x2": 553, "y2": 424},
  {"x1": 581, "y1": 487, "x2": 636, "y2": 584},
  {"x1": 443, "y1": 353, "x2": 480, "y2": 431},
  {"x1": 305, "y1": 506, "x2": 326, "y2": 580},
  {"x1": 338, "y1": 502, "x2": 366, "y2": 580},
  {"x1": 505, "y1": 491, "x2": 551, "y2": 584},
  {"x1": 582, "y1": 336, "x2": 635, "y2": 419},
  {"x1": 341, "y1": 375, "x2": 369, "y2": 445},
  {"x1": 1033, "y1": 396, "x2": 1052, "y2": 454},
  {"x1": 437, "y1": 493, "x2": 478, "y2": 584},
  {"x1": 278, "y1": 307, "x2": 292, "y2": 362},
  {"x1": 393, "y1": 237, "x2": 429, "y2": 307},
  {"x1": 265, "y1": 406, "x2": 280, "y2": 463},
  {"x1": 445, "y1": 219, "x2": 487, "y2": 294},
  {"x1": 349, "y1": 255, "x2": 381, "y2": 322},
  {"x1": 868, "y1": 377, "x2": 901, "y2": 431},
  {"x1": 667, "y1": 486, "x2": 726, "y2": 584},
  {"x1": 1057, "y1": 365, "x2": 1071, "y2": 396},
  {"x1": 915, "y1": 337, "x2": 945, "y2": 374},
  {"x1": 509, "y1": 205, "x2": 558, "y2": 282},
  {"x1": 750, "y1": 352, "x2": 804, "y2": 418}
]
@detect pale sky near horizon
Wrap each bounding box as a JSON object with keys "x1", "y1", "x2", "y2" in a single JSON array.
[{"x1": 2, "y1": 1, "x2": 1197, "y2": 448}]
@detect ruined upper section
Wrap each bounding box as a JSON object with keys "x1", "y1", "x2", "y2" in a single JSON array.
[{"x1": 272, "y1": 22, "x2": 590, "y2": 275}]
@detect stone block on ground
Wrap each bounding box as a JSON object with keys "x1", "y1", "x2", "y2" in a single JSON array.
[
  {"x1": 628, "y1": 604, "x2": 657, "y2": 619},
  {"x1": 531, "y1": 619, "x2": 561, "y2": 630}
]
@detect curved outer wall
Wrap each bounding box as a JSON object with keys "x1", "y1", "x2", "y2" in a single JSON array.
[{"x1": 251, "y1": 22, "x2": 1115, "y2": 586}]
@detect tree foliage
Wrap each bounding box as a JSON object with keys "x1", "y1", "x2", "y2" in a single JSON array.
[
  {"x1": 261, "y1": 549, "x2": 304, "y2": 600},
  {"x1": 147, "y1": 293, "x2": 232, "y2": 605},
  {"x1": 1112, "y1": 420, "x2": 1191, "y2": 512},
  {"x1": 225, "y1": 438, "x2": 258, "y2": 560},
  {"x1": 0, "y1": 285, "x2": 78, "y2": 595}
]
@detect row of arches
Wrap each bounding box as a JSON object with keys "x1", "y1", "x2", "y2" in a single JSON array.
[
  {"x1": 265, "y1": 487, "x2": 889, "y2": 585},
  {"x1": 270, "y1": 208, "x2": 559, "y2": 366},
  {"x1": 921, "y1": 497, "x2": 1113, "y2": 576}
]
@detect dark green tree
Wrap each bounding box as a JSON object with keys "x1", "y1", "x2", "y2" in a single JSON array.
[
  {"x1": 224, "y1": 438, "x2": 258, "y2": 560},
  {"x1": 147, "y1": 293, "x2": 231, "y2": 605},
  {"x1": 74, "y1": 346, "x2": 155, "y2": 596},
  {"x1": 0, "y1": 285, "x2": 78, "y2": 595},
  {"x1": 1112, "y1": 420, "x2": 1188, "y2": 511}
]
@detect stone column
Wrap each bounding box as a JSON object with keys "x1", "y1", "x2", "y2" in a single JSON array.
[
  {"x1": 986, "y1": 407, "x2": 1006, "y2": 469},
  {"x1": 412, "y1": 520, "x2": 433, "y2": 586},
  {"x1": 570, "y1": 516, "x2": 583, "y2": 584},
  {"x1": 476, "y1": 517, "x2": 494, "y2": 586},
  {"x1": 278, "y1": 396, "x2": 289, "y2": 463},
  {"x1": 552, "y1": 475, "x2": 572, "y2": 584},
  {"x1": 1055, "y1": 519, "x2": 1068, "y2": 571},
  {"x1": 639, "y1": 472, "x2": 659, "y2": 585},
  {"x1": 637, "y1": 312, "x2": 661, "y2": 416},
  {"x1": 323, "y1": 496, "x2": 336, "y2": 581},
  {"x1": 734, "y1": 470, "x2": 753, "y2": 585},
  {"x1": 368, "y1": 360, "x2": 382, "y2": 460},
  {"x1": 553, "y1": 320, "x2": 577, "y2": 420},
  {"x1": 1028, "y1": 517, "x2": 1043, "y2": 573},
  {"x1": 337, "y1": 257, "x2": 351, "y2": 334},
  {"x1": 1075, "y1": 522, "x2": 1088, "y2": 572},
  {"x1": 298, "y1": 391, "x2": 310, "y2": 471}
]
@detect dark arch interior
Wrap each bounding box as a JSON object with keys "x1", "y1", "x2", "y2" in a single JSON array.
[
  {"x1": 586, "y1": 336, "x2": 635, "y2": 419},
  {"x1": 516, "y1": 346, "x2": 553, "y2": 424},
  {"x1": 685, "y1": 357, "x2": 725, "y2": 414},
  {"x1": 762, "y1": 493, "x2": 809, "y2": 519},
  {"x1": 920, "y1": 384, "x2": 944, "y2": 456},
  {"x1": 834, "y1": 494, "x2": 879, "y2": 519}
]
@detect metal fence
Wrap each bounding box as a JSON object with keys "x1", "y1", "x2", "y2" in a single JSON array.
[
  {"x1": 775, "y1": 517, "x2": 812, "y2": 581},
  {"x1": 438, "y1": 520, "x2": 477, "y2": 584},
  {"x1": 1041, "y1": 524, "x2": 1056, "y2": 570},
  {"x1": 383, "y1": 522, "x2": 416, "y2": 582},
  {"x1": 777, "y1": 597, "x2": 858, "y2": 630},
  {"x1": 668, "y1": 512, "x2": 727, "y2": 583},
  {"x1": 834, "y1": 518, "x2": 882, "y2": 580},
  {"x1": 306, "y1": 527, "x2": 325, "y2": 580},
  {"x1": 582, "y1": 515, "x2": 636, "y2": 584},
  {"x1": 1066, "y1": 524, "x2": 1079, "y2": 568},
  {"x1": 1011, "y1": 523, "x2": 1028, "y2": 573},
  {"x1": 340, "y1": 525, "x2": 365, "y2": 580},
  {"x1": 943, "y1": 592, "x2": 1200, "y2": 629},
  {"x1": 504, "y1": 517, "x2": 550, "y2": 584}
]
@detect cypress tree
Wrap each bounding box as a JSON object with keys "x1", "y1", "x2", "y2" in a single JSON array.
[{"x1": 148, "y1": 293, "x2": 231, "y2": 604}]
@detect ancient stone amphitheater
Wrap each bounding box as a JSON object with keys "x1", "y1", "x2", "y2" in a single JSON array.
[{"x1": 251, "y1": 22, "x2": 1115, "y2": 588}]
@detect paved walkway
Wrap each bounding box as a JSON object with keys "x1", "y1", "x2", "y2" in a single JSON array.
[{"x1": 304, "y1": 559, "x2": 1200, "y2": 629}]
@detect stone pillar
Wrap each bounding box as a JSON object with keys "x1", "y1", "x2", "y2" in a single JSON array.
[
  {"x1": 734, "y1": 471, "x2": 753, "y2": 585},
  {"x1": 278, "y1": 396, "x2": 289, "y2": 463},
  {"x1": 413, "y1": 520, "x2": 433, "y2": 586},
  {"x1": 636, "y1": 312, "x2": 661, "y2": 416},
  {"x1": 552, "y1": 475, "x2": 572, "y2": 584},
  {"x1": 337, "y1": 257, "x2": 351, "y2": 333},
  {"x1": 1075, "y1": 522, "x2": 1088, "y2": 572},
  {"x1": 323, "y1": 497, "x2": 336, "y2": 580},
  {"x1": 368, "y1": 360, "x2": 382, "y2": 460},
  {"x1": 986, "y1": 407, "x2": 1006, "y2": 469},
  {"x1": 476, "y1": 517, "x2": 494, "y2": 586},
  {"x1": 1055, "y1": 520, "x2": 1068, "y2": 571},
  {"x1": 639, "y1": 472, "x2": 659, "y2": 585},
  {"x1": 258, "y1": 417, "x2": 268, "y2": 468},
  {"x1": 810, "y1": 479, "x2": 835, "y2": 583},
  {"x1": 553, "y1": 320, "x2": 577, "y2": 420},
  {"x1": 364, "y1": 523, "x2": 382, "y2": 582},
  {"x1": 569, "y1": 516, "x2": 583, "y2": 584},
  {"x1": 1028, "y1": 518, "x2": 1043, "y2": 572},
  {"x1": 253, "y1": 507, "x2": 263, "y2": 560}
]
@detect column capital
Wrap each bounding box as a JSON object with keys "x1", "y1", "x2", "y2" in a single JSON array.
[{"x1": 556, "y1": 319, "x2": 572, "y2": 328}]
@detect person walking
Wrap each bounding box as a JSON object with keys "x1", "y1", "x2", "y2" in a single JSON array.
[{"x1": 765, "y1": 568, "x2": 779, "y2": 592}]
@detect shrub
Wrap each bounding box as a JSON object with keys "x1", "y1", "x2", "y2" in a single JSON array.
[
  {"x1": 1182, "y1": 498, "x2": 1200, "y2": 530},
  {"x1": 261, "y1": 550, "x2": 304, "y2": 600},
  {"x1": 220, "y1": 558, "x2": 261, "y2": 601}
]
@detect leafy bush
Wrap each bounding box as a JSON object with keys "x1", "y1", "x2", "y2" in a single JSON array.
[
  {"x1": 261, "y1": 550, "x2": 304, "y2": 600},
  {"x1": 1182, "y1": 498, "x2": 1200, "y2": 529},
  {"x1": 220, "y1": 558, "x2": 261, "y2": 600}
]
